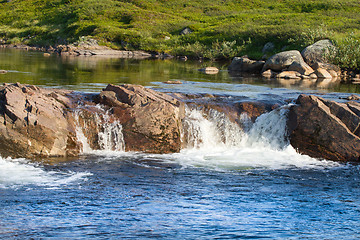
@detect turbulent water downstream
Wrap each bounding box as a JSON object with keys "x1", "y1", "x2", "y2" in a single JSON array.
[{"x1": 0, "y1": 49, "x2": 360, "y2": 239}]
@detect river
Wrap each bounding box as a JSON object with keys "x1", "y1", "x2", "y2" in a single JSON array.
[{"x1": 0, "y1": 49, "x2": 359, "y2": 239}]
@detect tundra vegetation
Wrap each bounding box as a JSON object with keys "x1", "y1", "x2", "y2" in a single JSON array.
[{"x1": 0, "y1": 0, "x2": 359, "y2": 68}]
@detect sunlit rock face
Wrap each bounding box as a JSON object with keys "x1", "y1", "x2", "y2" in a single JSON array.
[
  {"x1": 1, "y1": 83, "x2": 360, "y2": 162},
  {"x1": 96, "y1": 84, "x2": 185, "y2": 153},
  {"x1": 288, "y1": 94, "x2": 360, "y2": 162},
  {"x1": 0, "y1": 83, "x2": 81, "y2": 158},
  {"x1": 0, "y1": 83, "x2": 186, "y2": 158}
]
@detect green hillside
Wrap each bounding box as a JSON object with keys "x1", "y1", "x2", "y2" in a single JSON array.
[{"x1": 0, "y1": 0, "x2": 360, "y2": 64}]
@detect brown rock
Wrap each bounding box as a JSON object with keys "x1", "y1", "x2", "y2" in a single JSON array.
[
  {"x1": 261, "y1": 69, "x2": 276, "y2": 78},
  {"x1": 276, "y1": 71, "x2": 302, "y2": 79},
  {"x1": 0, "y1": 83, "x2": 80, "y2": 158},
  {"x1": 199, "y1": 67, "x2": 219, "y2": 74},
  {"x1": 344, "y1": 94, "x2": 360, "y2": 101},
  {"x1": 288, "y1": 61, "x2": 314, "y2": 75},
  {"x1": 163, "y1": 80, "x2": 182, "y2": 84},
  {"x1": 236, "y1": 101, "x2": 280, "y2": 122},
  {"x1": 288, "y1": 94, "x2": 360, "y2": 162},
  {"x1": 309, "y1": 73, "x2": 318, "y2": 79},
  {"x1": 315, "y1": 68, "x2": 332, "y2": 79},
  {"x1": 97, "y1": 84, "x2": 185, "y2": 153},
  {"x1": 328, "y1": 69, "x2": 338, "y2": 78},
  {"x1": 312, "y1": 62, "x2": 341, "y2": 75}
]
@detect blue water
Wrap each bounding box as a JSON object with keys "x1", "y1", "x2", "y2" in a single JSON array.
[
  {"x1": 1, "y1": 154, "x2": 359, "y2": 239},
  {"x1": 1, "y1": 49, "x2": 360, "y2": 239}
]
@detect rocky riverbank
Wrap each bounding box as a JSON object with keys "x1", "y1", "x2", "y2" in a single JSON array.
[
  {"x1": 0, "y1": 37, "x2": 158, "y2": 59},
  {"x1": 229, "y1": 39, "x2": 360, "y2": 83},
  {"x1": 0, "y1": 83, "x2": 359, "y2": 162}
]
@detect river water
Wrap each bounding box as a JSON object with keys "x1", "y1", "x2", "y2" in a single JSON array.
[{"x1": 0, "y1": 49, "x2": 359, "y2": 239}]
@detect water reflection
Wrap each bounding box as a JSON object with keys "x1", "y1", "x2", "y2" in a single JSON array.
[{"x1": 0, "y1": 48, "x2": 360, "y2": 94}]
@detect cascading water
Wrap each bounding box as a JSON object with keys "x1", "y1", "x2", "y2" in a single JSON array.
[
  {"x1": 72, "y1": 102, "x2": 337, "y2": 170},
  {"x1": 0, "y1": 156, "x2": 91, "y2": 189},
  {"x1": 181, "y1": 105, "x2": 289, "y2": 151},
  {"x1": 73, "y1": 105, "x2": 125, "y2": 154},
  {"x1": 181, "y1": 107, "x2": 245, "y2": 150},
  {"x1": 96, "y1": 113, "x2": 125, "y2": 152},
  {"x1": 164, "y1": 105, "x2": 338, "y2": 170}
]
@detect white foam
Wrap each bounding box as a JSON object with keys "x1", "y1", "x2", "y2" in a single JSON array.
[
  {"x1": 70, "y1": 103, "x2": 341, "y2": 171},
  {"x1": 163, "y1": 145, "x2": 340, "y2": 171},
  {"x1": 0, "y1": 157, "x2": 91, "y2": 189},
  {"x1": 161, "y1": 106, "x2": 341, "y2": 170},
  {"x1": 73, "y1": 105, "x2": 125, "y2": 154}
]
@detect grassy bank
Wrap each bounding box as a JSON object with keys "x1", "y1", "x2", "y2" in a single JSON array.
[{"x1": 0, "y1": 0, "x2": 360, "y2": 67}]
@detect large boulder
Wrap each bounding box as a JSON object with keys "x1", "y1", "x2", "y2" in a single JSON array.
[
  {"x1": 96, "y1": 84, "x2": 185, "y2": 153},
  {"x1": 0, "y1": 83, "x2": 80, "y2": 158},
  {"x1": 0, "y1": 83, "x2": 187, "y2": 158},
  {"x1": 228, "y1": 57, "x2": 265, "y2": 73},
  {"x1": 301, "y1": 39, "x2": 335, "y2": 67},
  {"x1": 262, "y1": 50, "x2": 312, "y2": 73},
  {"x1": 288, "y1": 94, "x2": 360, "y2": 162}
]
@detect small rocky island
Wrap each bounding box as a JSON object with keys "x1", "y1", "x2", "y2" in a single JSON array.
[{"x1": 0, "y1": 82, "x2": 359, "y2": 162}]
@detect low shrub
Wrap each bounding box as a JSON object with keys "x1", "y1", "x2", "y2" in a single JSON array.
[{"x1": 327, "y1": 34, "x2": 360, "y2": 70}]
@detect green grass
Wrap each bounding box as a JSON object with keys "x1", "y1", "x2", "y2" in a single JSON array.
[{"x1": 0, "y1": 0, "x2": 360, "y2": 67}]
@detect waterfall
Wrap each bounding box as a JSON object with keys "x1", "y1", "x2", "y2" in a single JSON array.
[
  {"x1": 73, "y1": 105, "x2": 125, "y2": 154},
  {"x1": 97, "y1": 113, "x2": 125, "y2": 152},
  {"x1": 72, "y1": 102, "x2": 336, "y2": 169},
  {"x1": 165, "y1": 104, "x2": 335, "y2": 170},
  {"x1": 181, "y1": 107, "x2": 245, "y2": 150},
  {"x1": 181, "y1": 105, "x2": 290, "y2": 151}
]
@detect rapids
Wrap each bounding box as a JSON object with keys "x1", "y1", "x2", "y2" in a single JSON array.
[{"x1": 0, "y1": 49, "x2": 359, "y2": 239}]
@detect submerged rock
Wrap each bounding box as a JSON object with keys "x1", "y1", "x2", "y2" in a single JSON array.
[
  {"x1": 288, "y1": 94, "x2": 360, "y2": 162},
  {"x1": 163, "y1": 80, "x2": 182, "y2": 84},
  {"x1": 199, "y1": 67, "x2": 219, "y2": 74}
]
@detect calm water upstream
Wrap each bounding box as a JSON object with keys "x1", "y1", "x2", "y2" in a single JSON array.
[{"x1": 0, "y1": 48, "x2": 360, "y2": 239}]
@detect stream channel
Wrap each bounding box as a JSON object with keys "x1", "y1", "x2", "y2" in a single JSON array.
[{"x1": 0, "y1": 48, "x2": 359, "y2": 239}]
